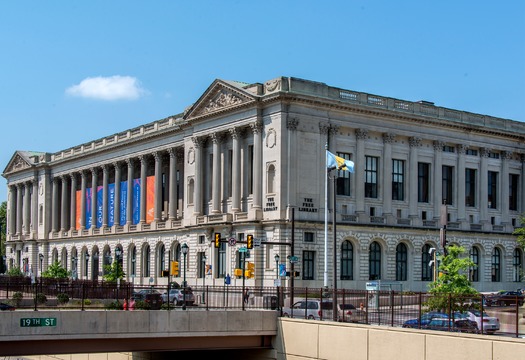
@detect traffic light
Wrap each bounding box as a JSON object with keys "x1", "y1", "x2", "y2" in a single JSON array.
[
  {"x1": 245, "y1": 262, "x2": 255, "y2": 278},
  {"x1": 247, "y1": 234, "x2": 253, "y2": 249},
  {"x1": 214, "y1": 233, "x2": 221, "y2": 248},
  {"x1": 170, "y1": 261, "x2": 179, "y2": 276}
]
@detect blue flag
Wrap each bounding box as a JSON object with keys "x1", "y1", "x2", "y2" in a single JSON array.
[{"x1": 326, "y1": 150, "x2": 354, "y2": 172}]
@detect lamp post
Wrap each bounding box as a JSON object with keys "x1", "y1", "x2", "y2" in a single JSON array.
[
  {"x1": 181, "y1": 243, "x2": 189, "y2": 310},
  {"x1": 274, "y1": 254, "x2": 280, "y2": 280},
  {"x1": 201, "y1": 254, "x2": 207, "y2": 304},
  {"x1": 114, "y1": 247, "x2": 122, "y2": 305},
  {"x1": 38, "y1": 253, "x2": 44, "y2": 275},
  {"x1": 72, "y1": 256, "x2": 77, "y2": 280},
  {"x1": 85, "y1": 253, "x2": 89, "y2": 280}
]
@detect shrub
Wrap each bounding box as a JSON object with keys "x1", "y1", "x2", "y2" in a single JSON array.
[
  {"x1": 12, "y1": 291, "x2": 23, "y2": 306},
  {"x1": 84, "y1": 299, "x2": 92, "y2": 306},
  {"x1": 135, "y1": 300, "x2": 150, "y2": 310},
  {"x1": 105, "y1": 301, "x2": 122, "y2": 310},
  {"x1": 57, "y1": 293, "x2": 70, "y2": 304},
  {"x1": 36, "y1": 293, "x2": 47, "y2": 304}
]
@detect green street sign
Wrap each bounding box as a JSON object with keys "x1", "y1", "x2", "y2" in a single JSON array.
[
  {"x1": 238, "y1": 247, "x2": 248, "y2": 253},
  {"x1": 20, "y1": 318, "x2": 57, "y2": 327}
]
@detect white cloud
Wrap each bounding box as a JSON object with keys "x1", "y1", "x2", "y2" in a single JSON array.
[{"x1": 66, "y1": 75, "x2": 145, "y2": 100}]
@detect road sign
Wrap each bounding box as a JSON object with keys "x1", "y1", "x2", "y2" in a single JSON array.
[
  {"x1": 20, "y1": 318, "x2": 57, "y2": 327},
  {"x1": 288, "y1": 256, "x2": 299, "y2": 263},
  {"x1": 228, "y1": 237, "x2": 236, "y2": 246},
  {"x1": 238, "y1": 247, "x2": 248, "y2": 253},
  {"x1": 253, "y1": 237, "x2": 262, "y2": 247}
]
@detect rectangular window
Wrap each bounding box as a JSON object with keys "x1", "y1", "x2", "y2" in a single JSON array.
[
  {"x1": 302, "y1": 251, "x2": 315, "y2": 280},
  {"x1": 442, "y1": 165, "x2": 454, "y2": 205},
  {"x1": 217, "y1": 242, "x2": 226, "y2": 278},
  {"x1": 199, "y1": 235, "x2": 205, "y2": 244},
  {"x1": 336, "y1": 152, "x2": 352, "y2": 196},
  {"x1": 443, "y1": 145, "x2": 455, "y2": 153},
  {"x1": 510, "y1": 174, "x2": 519, "y2": 211},
  {"x1": 365, "y1": 156, "x2": 378, "y2": 198},
  {"x1": 488, "y1": 171, "x2": 498, "y2": 209},
  {"x1": 465, "y1": 168, "x2": 476, "y2": 207},
  {"x1": 466, "y1": 149, "x2": 478, "y2": 156},
  {"x1": 198, "y1": 252, "x2": 206, "y2": 278},
  {"x1": 392, "y1": 159, "x2": 404, "y2": 201},
  {"x1": 418, "y1": 163, "x2": 430, "y2": 203},
  {"x1": 304, "y1": 232, "x2": 314, "y2": 243}
]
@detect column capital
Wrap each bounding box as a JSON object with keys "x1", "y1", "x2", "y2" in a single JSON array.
[
  {"x1": 480, "y1": 147, "x2": 490, "y2": 158},
  {"x1": 113, "y1": 161, "x2": 121, "y2": 170},
  {"x1": 192, "y1": 136, "x2": 206, "y2": 148},
  {"x1": 408, "y1": 136, "x2": 422, "y2": 147},
  {"x1": 102, "y1": 164, "x2": 109, "y2": 174},
  {"x1": 319, "y1": 122, "x2": 330, "y2": 135},
  {"x1": 382, "y1": 133, "x2": 396, "y2": 144},
  {"x1": 153, "y1": 151, "x2": 162, "y2": 162},
  {"x1": 456, "y1": 144, "x2": 468, "y2": 154},
  {"x1": 125, "y1": 158, "x2": 134, "y2": 167},
  {"x1": 329, "y1": 125, "x2": 339, "y2": 135},
  {"x1": 229, "y1": 127, "x2": 240, "y2": 139},
  {"x1": 210, "y1": 132, "x2": 225, "y2": 144},
  {"x1": 433, "y1": 140, "x2": 445, "y2": 151},
  {"x1": 139, "y1": 154, "x2": 147, "y2": 165},
  {"x1": 356, "y1": 129, "x2": 369, "y2": 140},
  {"x1": 250, "y1": 121, "x2": 263, "y2": 134},
  {"x1": 287, "y1": 117, "x2": 299, "y2": 131},
  {"x1": 502, "y1": 151, "x2": 513, "y2": 160}
]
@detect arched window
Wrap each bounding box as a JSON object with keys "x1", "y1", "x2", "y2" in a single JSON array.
[
  {"x1": 421, "y1": 244, "x2": 432, "y2": 281},
  {"x1": 369, "y1": 242, "x2": 381, "y2": 280},
  {"x1": 130, "y1": 246, "x2": 137, "y2": 278},
  {"x1": 396, "y1": 243, "x2": 408, "y2": 281},
  {"x1": 492, "y1": 248, "x2": 501, "y2": 282},
  {"x1": 103, "y1": 248, "x2": 111, "y2": 275},
  {"x1": 513, "y1": 248, "x2": 522, "y2": 282},
  {"x1": 469, "y1": 246, "x2": 479, "y2": 282},
  {"x1": 158, "y1": 243, "x2": 166, "y2": 277},
  {"x1": 143, "y1": 244, "x2": 151, "y2": 278},
  {"x1": 267, "y1": 164, "x2": 275, "y2": 193},
  {"x1": 341, "y1": 240, "x2": 353, "y2": 280},
  {"x1": 92, "y1": 249, "x2": 99, "y2": 282},
  {"x1": 61, "y1": 248, "x2": 68, "y2": 270}
]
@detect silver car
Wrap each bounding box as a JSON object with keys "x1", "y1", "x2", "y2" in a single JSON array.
[
  {"x1": 281, "y1": 300, "x2": 335, "y2": 320},
  {"x1": 161, "y1": 288, "x2": 195, "y2": 306}
]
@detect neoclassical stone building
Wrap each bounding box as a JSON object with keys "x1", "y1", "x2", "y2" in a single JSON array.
[{"x1": 3, "y1": 76, "x2": 525, "y2": 292}]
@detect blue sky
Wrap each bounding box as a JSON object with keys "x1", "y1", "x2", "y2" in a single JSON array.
[{"x1": 1, "y1": 1, "x2": 524, "y2": 204}]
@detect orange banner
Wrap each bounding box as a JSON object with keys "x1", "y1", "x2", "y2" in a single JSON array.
[
  {"x1": 76, "y1": 190, "x2": 82, "y2": 230},
  {"x1": 146, "y1": 176, "x2": 155, "y2": 223}
]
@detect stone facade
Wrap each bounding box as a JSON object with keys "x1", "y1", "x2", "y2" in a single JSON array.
[{"x1": 3, "y1": 76, "x2": 525, "y2": 292}]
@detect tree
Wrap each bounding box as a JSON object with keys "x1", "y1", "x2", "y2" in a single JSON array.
[
  {"x1": 41, "y1": 261, "x2": 71, "y2": 279},
  {"x1": 425, "y1": 245, "x2": 479, "y2": 312},
  {"x1": 102, "y1": 261, "x2": 125, "y2": 282},
  {"x1": 513, "y1": 214, "x2": 525, "y2": 249}
]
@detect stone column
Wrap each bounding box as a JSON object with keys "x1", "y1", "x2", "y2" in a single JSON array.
[
  {"x1": 433, "y1": 141, "x2": 444, "y2": 219},
  {"x1": 168, "y1": 148, "x2": 177, "y2": 220},
  {"x1": 50, "y1": 179, "x2": 58, "y2": 233},
  {"x1": 91, "y1": 168, "x2": 98, "y2": 229},
  {"x1": 114, "y1": 162, "x2": 121, "y2": 226},
  {"x1": 126, "y1": 159, "x2": 134, "y2": 225},
  {"x1": 102, "y1": 165, "x2": 109, "y2": 228},
  {"x1": 480, "y1": 148, "x2": 489, "y2": 228},
  {"x1": 139, "y1": 155, "x2": 147, "y2": 224},
  {"x1": 70, "y1": 174, "x2": 77, "y2": 231},
  {"x1": 408, "y1": 137, "x2": 422, "y2": 222},
  {"x1": 355, "y1": 129, "x2": 368, "y2": 215},
  {"x1": 80, "y1": 171, "x2": 87, "y2": 230},
  {"x1": 251, "y1": 120, "x2": 263, "y2": 212},
  {"x1": 154, "y1": 152, "x2": 163, "y2": 221},
  {"x1": 286, "y1": 117, "x2": 299, "y2": 215},
  {"x1": 8, "y1": 186, "x2": 16, "y2": 235},
  {"x1": 382, "y1": 133, "x2": 395, "y2": 222},
  {"x1": 501, "y1": 151, "x2": 512, "y2": 227},
  {"x1": 456, "y1": 145, "x2": 467, "y2": 225},
  {"x1": 211, "y1": 133, "x2": 222, "y2": 214},
  {"x1": 230, "y1": 128, "x2": 241, "y2": 212},
  {"x1": 32, "y1": 180, "x2": 38, "y2": 234},
  {"x1": 23, "y1": 182, "x2": 31, "y2": 234},
  {"x1": 192, "y1": 137, "x2": 204, "y2": 216},
  {"x1": 60, "y1": 176, "x2": 68, "y2": 231}
]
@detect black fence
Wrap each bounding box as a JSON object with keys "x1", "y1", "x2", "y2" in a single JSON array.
[{"x1": 0, "y1": 277, "x2": 523, "y2": 338}]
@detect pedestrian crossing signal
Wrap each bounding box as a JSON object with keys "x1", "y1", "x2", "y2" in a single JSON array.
[
  {"x1": 214, "y1": 233, "x2": 221, "y2": 248},
  {"x1": 247, "y1": 234, "x2": 253, "y2": 249}
]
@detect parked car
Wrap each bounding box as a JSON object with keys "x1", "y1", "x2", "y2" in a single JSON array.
[
  {"x1": 485, "y1": 291, "x2": 525, "y2": 307},
  {"x1": 337, "y1": 303, "x2": 365, "y2": 323},
  {"x1": 281, "y1": 300, "x2": 335, "y2": 320},
  {"x1": 161, "y1": 287, "x2": 195, "y2": 306},
  {"x1": 463, "y1": 310, "x2": 499, "y2": 334},
  {"x1": 423, "y1": 318, "x2": 479, "y2": 334},
  {"x1": 131, "y1": 289, "x2": 163, "y2": 309},
  {"x1": 402, "y1": 311, "x2": 450, "y2": 328},
  {"x1": 0, "y1": 302, "x2": 15, "y2": 311}
]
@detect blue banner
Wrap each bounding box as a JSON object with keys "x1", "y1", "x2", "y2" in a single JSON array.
[
  {"x1": 96, "y1": 186, "x2": 103, "y2": 228},
  {"x1": 85, "y1": 187, "x2": 92, "y2": 229},
  {"x1": 132, "y1": 178, "x2": 141, "y2": 225},
  {"x1": 120, "y1": 180, "x2": 127, "y2": 226},
  {"x1": 108, "y1": 183, "x2": 115, "y2": 227}
]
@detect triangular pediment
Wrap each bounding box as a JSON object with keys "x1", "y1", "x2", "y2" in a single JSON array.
[
  {"x1": 184, "y1": 79, "x2": 259, "y2": 121},
  {"x1": 3, "y1": 151, "x2": 45, "y2": 175}
]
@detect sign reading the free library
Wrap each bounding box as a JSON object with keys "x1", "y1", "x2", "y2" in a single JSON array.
[{"x1": 20, "y1": 318, "x2": 57, "y2": 327}]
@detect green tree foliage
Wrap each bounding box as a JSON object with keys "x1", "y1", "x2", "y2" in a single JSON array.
[
  {"x1": 7, "y1": 266, "x2": 23, "y2": 276},
  {"x1": 513, "y1": 215, "x2": 525, "y2": 249},
  {"x1": 41, "y1": 260, "x2": 71, "y2": 279},
  {"x1": 102, "y1": 261, "x2": 125, "y2": 282},
  {"x1": 425, "y1": 245, "x2": 479, "y2": 312}
]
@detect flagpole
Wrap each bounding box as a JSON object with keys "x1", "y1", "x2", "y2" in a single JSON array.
[{"x1": 324, "y1": 144, "x2": 328, "y2": 288}]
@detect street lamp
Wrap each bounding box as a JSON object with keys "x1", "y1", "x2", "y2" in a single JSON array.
[
  {"x1": 274, "y1": 254, "x2": 280, "y2": 280},
  {"x1": 72, "y1": 256, "x2": 78, "y2": 280},
  {"x1": 39, "y1": 253, "x2": 44, "y2": 274},
  {"x1": 181, "y1": 243, "x2": 189, "y2": 310},
  {"x1": 201, "y1": 254, "x2": 207, "y2": 304},
  {"x1": 85, "y1": 253, "x2": 90, "y2": 279}
]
